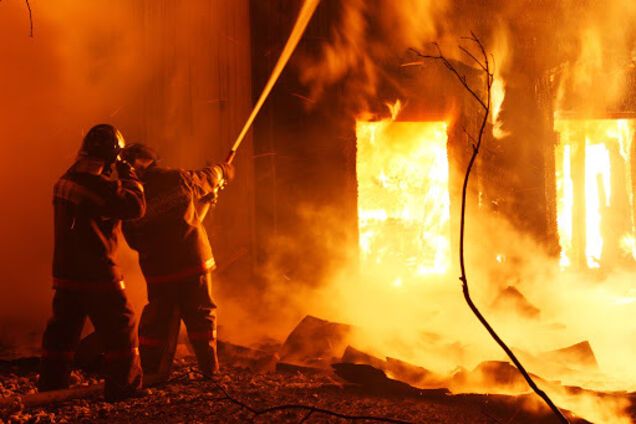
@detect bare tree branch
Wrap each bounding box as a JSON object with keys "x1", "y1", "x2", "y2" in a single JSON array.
[
  {"x1": 461, "y1": 126, "x2": 477, "y2": 147},
  {"x1": 298, "y1": 409, "x2": 314, "y2": 423},
  {"x1": 26, "y1": 0, "x2": 33, "y2": 37},
  {"x1": 410, "y1": 44, "x2": 488, "y2": 111},
  {"x1": 414, "y1": 34, "x2": 570, "y2": 424},
  {"x1": 458, "y1": 45, "x2": 488, "y2": 72}
]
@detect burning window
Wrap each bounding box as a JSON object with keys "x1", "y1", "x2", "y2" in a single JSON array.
[
  {"x1": 554, "y1": 118, "x2": 636, "y2": 269},
  {"x1": 356, "y1": 119, "x2": 450, "y2": 282}
]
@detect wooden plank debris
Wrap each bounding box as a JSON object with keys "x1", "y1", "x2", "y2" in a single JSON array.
[
  {"x1": 278, "y1": 315, "x2": 353, "y2": 368},
  {"x1": 332, "y1": 363, "x2": 449, "y2": 397}
]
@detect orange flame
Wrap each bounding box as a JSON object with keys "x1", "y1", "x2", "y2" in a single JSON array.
[
  {"x1": 554, "y1": 118, "x2": 636, "y2": 269},
  {"x1": 356, "y1": 103, "x2": 450, "y2": 281},
  {"x1": 490, "y1": 25, "x2": 510, "y2": 140},
  {"x1": 491, "y1": 75, "x2": 507, "y2": 139}
]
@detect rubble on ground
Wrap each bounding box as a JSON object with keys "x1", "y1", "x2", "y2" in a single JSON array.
[{"x1": 1, "y1": 315, "x2": 633, "y2": 423}]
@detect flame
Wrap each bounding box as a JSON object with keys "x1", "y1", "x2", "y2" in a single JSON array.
[
  {"x1": 554, "y1": 119, "x2": 636, "y2": 269},
  {"x1": 386, "y1": 99, "x2": 402, "y2": 121},
  {"x1": 584, "y1": 141, "x2": 611, "y2": 268},
  {"x1": 490, "y1": 25, "x2": 510, "y2": 140},
  {"x1": 620, "y1": 234, "x2": 636, "y2": 259},
  {"x1": 490, "y1": 75, "x2": 508, "y2": 139},
  {"x1": 556, "y1": 144, "x2": 574, "y2": 268},
  {"x1": 356, "y1": 106, "x2": 450, "y2": 281}
]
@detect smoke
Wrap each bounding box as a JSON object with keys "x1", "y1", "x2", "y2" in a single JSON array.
[
  {"x1": 298, "y1": 0, "x2": 636, "y2": 118},
  {"x1": 0, "y1": 0, "x2": 147, "y2": 342},
  {"x1": 298, "y1": 0, "x2": 375, "y2": 105},
  {"x1": 240, "y1": 97, "x2": 636, "y2": 424},
  {"x1": 298, "y1": 0, "x2": 448, "y2": 108},
  {"x1": 0, "y1": 0, "x2": 332, "y2": 348},
  {"x1": 0, "y1": 0, "x2": 254, "y2": 351},
  {"x1": 0, "y1": 0, "x2": 234, "y2": 347},
  {"x1": 244, "y1": 186, "x2": 635, "y2": 421},
  {"x1": 554, "y1": 0, "x2": 636, "y2": 113},
  {"x1": 254, "y1": 4, "x2": 636, "y2": 413}
]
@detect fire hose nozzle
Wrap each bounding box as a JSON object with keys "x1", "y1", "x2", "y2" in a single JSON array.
[{"x1": 225, "y1": 150, "x2": 237, "y2": 165}]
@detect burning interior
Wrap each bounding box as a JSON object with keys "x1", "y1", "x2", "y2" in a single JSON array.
[
  {"x1": 554, "y1": 117, "x2": 636, "y2": 270},
  {"x1": 356, "y1": 115, "x2": 451, "y2": 281},
  {"x1": 354, "y1": 113, "x2": 636, "y2": 276}
]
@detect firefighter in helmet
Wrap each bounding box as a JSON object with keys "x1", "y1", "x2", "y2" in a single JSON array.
[
  {"x1": 39, "y1": 124, "x2": 145, "y2": 401},
  {"x1": 120, "y1": 143, "x2": 234, "y2": 379}
]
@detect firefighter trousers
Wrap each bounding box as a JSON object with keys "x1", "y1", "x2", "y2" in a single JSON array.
[
  {"x1": 139, "y1": 272, "x2": 218, "y2": 377},
  {"x1": 39, "y1": 289, "x2": 142, "y2": 401}
]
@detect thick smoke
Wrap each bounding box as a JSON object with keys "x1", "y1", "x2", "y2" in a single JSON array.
[
  {"x1": 298, "y1": 0, "x2": 636, "y2": 115},
  {"x1": 298, "y1": 0, "x2": 449, "y2": 109},
  {"x1": 0, "y1": 0, "x2": 148, "y2": 351}
]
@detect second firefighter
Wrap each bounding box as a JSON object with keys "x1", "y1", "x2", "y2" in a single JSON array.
[{"x1": 120, "y1": 144, "x2": 234, "y2": 378}]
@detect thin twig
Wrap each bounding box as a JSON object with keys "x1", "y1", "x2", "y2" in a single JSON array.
[
  {"x1": 25, "y1": 0, "x2": 33, "y2": 37},
  {"x1": 298, "y1": 409, "x2": 314, "y2": 423},
  {"x1": 480, "y1": 406, "x2": 505, "y2": 424},
  {"x1": 411, "y1": 44, "x2": 488, "y2": 111},
  {"x1": 209, "y1": 378, "x2": 413, "y2": 424},
  {"x1": 414, "y1": 34, "x2": 570, "y2": 424},
  {"x1": 259, "y1": 403, "x2": 412, "y2": 423},
  {"x1": 459, "y1": 45, "x2": 488, "y2": 72},
  {"x1": 461, "y1": 126, "x2": 477, "y2": 146},
  {"x1": 504, "y1": 405, "x2": 523, "y2": 424}
]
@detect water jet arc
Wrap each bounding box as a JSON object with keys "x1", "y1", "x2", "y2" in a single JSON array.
[{"x1": 225, "y1": 0, "x2": 320, "y2": 165}]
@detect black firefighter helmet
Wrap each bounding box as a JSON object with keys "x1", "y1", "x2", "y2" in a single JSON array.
[
  {"x1": 120, "y1": 143, "x2": 158, "y2": 165},
  {"x1": 79, "y1": 124, "x2": 125, "y2": 165}
]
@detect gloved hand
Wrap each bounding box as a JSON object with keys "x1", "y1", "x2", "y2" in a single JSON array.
[
  {"x1": 115, "y1": 159, "x2": 136, "y2": 180},
  {"x1": 219, "y1": 162, "x2": 235, "y2": 183}
]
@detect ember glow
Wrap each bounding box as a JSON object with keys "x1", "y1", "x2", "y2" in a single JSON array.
[
  {"x1": 554, "y1": 119, "x2": 636, "y2": 269},
  {"x1": 356, "y1": 113, "x2": 450, "y2": 280}
]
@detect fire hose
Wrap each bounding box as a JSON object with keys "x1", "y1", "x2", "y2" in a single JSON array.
[
  {"x1": 199, "y1": 0, "x2": 320, "y2": 218},
  {"x1": 224, "y1": 0, "x2": 320, "y2": 166}
]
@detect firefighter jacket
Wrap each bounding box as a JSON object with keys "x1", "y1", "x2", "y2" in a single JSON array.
[
  {"x1": 122, "y1": 165, "x2": 225, "y2": 285},
  {"x1": 52, "y1": 163, "x2": 146, "y2": 290}
]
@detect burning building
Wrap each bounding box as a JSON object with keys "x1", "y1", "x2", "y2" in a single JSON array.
[
  {"x1": 250, "y1": 0, "x2": 636, "y2": 276},
  {"x1": 248, "y1": 0, "x2": 636, "y2": 420},
  {"x1": 2, "y1": 0, "x2": 636, "y2": 422}
]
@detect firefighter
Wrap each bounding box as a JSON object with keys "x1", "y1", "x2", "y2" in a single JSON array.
[
  {"x1": 39, "y1": 124, "x2": 145, "y2": 401},
  {"x1": 120, "y1": 144, "x2": 234, "y2": 379}
]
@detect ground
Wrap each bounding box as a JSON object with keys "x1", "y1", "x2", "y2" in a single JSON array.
[{"x1": 0, "y1": 354, "x2": 604, "y2": 424}]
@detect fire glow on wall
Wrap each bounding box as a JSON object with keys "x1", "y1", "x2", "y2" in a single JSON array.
[
  {"x1": 555, "y1": 118, "x2": 636, "y2": 269},
  {"x1": 356, "y1": 116, "x2": 450, "y2": 284}
]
